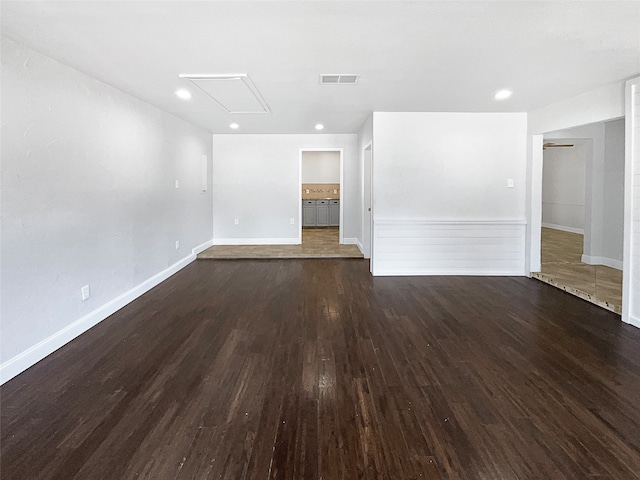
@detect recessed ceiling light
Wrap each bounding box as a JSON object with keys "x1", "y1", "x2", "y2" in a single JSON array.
[
  {"x1": 175, "y1": 89, "x2": 192, "y2": 100},
  {"x1": 315, "y1": 124, "x2": 324, "y2": 131},
  {"x1": 494, "y1": 89, "x2": 513, "y2": 100},
  {"x1": 229, "y1": 123, "x2": 239, "y2": 129}
]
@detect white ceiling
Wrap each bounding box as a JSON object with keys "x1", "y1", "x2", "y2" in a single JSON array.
[{"x1": 2, "y1": 1, "x2": 639, "y2": 134}]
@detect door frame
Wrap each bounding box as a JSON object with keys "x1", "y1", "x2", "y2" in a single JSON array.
[
  {"x1": 528, "y1": 77, "x2": 638, "y2": 327},
  {"x1": 623, "y1": 77, "x2": 640, "y2": 325},
  {"x1": 298, "y1": 148, "x2": 344, "y2": 244},
  {"x1": 362, "y1": 142, "x2": 373, "y2": 270}
]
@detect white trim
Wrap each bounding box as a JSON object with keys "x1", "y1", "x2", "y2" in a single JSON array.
[
  {"x1": 193, "y1": 239, "x2": 214, "y2": 255},
  {"x1": 343, "y1": 237, "x2": 358, "y2": 245},
  {"x1": 623, "y1": 77, "x2": 639, "y2": 325},
  {"x1": 627, "y1": 315, "x2": 640, "y2": 329},
  {"x1": 541, "y1": 222, "x2": 584, "y2": 234},
  {"x1": 374, "y1": 269, "x2": 524, "y2": 277},
  {"x1": 362, "y1": 141, "x2": 373, "y2": 263},
  {"x1": 374, "y1": 218, "x2": 527, "y2": 226},
  {"x1": 298, "y1": 150, "x2": 302, "y2": 245},
  {"x1": 339, "y1": 149, "x2": 344, "y2": 245},
  {"x1": 212, "y1": 237, "x2": 299, "y2": 245},
  {"x1": 371, "y1": 219, "x2": 526, "y2": 277},
  {"x1": 355, "y1": 239, "x2": 364, "y2": 254},
  {"x1": 581, "y1": 254, "x2": 623, "y2": 270},
  {"x1": 0, "y1": 240, "x2": 212, "y2": 385},
  {"x1": 528, "y1": 134, "x2": 544, "y2": 274}
]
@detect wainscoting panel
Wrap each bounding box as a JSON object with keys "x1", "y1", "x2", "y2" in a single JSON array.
[{"x1": 372, "y1": 219, "x2": 527, "y2": 276}]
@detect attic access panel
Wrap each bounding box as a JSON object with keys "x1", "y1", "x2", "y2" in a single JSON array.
[{"x1": 180, "y1": 74, "x2": 270, "y2": 114}]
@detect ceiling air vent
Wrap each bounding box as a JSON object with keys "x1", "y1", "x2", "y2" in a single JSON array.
[{"x1": 320, "y1": 74, "x2": 359, "y2": 85}]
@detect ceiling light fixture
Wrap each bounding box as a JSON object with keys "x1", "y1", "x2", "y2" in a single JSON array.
[
  {"x1": 494, "y1": 89, "x2": 513, "y2": 100},
  {"x1": 230, "y1": 123, "x2": 239, "y2": 130},
  {"x1": 175, "y1": 89, "x2": 192, "y2": 100},
  {"x1": 315, "y1": 124, "x2": 324, "y2": 131}
]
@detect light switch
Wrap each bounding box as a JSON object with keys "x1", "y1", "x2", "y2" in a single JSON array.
[
  {"x1": 175, "y1": 180, "x2": 180, "y2": 189},
  {"x1": 81, "y1": 285, "x2": 91, "y2": 301},
  {"x1": 507, "y1": 178, "x2": 514, "y2": 188}
]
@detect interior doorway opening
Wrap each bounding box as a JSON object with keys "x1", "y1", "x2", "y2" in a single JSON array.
[
  {"x1": 299, "y1": 149, "x2": 343, "y2": 247},
  {"x1": 532, "y1": 119, "x2": 625, "y2": 314}
]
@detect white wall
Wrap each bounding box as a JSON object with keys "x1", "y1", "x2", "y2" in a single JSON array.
[
  {"x1": 529, "y1": 82, "x2": 626, "y2": 135},
  {"x1": 301, "y1": 151, "x2": 340, "y2": 183},
  {"x1": 1, "y1": 38, "x2": 213, "y2": 383},
  {"x1": 603, "y1": 119, "x2": 625, "y2": 264},
  {"x1": 542, "y1": 143, "x2": 586, "y2": 233},
  {"x1": 372, "y1": 112, "x2": 527, "y2": 275},
  {"x1": 212, "y1": 134, "x2": 359, "y2": 244}
]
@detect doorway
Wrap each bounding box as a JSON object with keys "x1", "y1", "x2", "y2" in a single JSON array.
[
  {"x1": 532, "y1": 120, "x2": 625, "y2": 314},
  {"x1": 299, "y1": 149, "x2": 343, "y2": 248}
]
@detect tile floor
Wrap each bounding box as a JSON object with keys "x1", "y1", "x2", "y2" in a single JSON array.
[
  {"x1": 531, "y1": 227, "x2": 622, "y2": 314},
  {"x1": 198, "y1": 227, "x2": 364, "y2": 259}
]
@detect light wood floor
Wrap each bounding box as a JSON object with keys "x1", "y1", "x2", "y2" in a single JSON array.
[
  {"x1": 532, "y1": 228, "x2": 622, "y2": 313},
  {"x1": 198, "y1": 227, "x2": 363, "y2": 259}
]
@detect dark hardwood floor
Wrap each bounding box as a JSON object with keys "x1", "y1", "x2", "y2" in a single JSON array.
[{"x1": 2, "y1": 259, "x2": 640, "y2": 479}]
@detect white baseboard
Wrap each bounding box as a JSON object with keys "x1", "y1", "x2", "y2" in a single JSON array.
[
  {"x1": 581, "y1": 254, "x2": 623, "y2": 270},
  {"x1": 343, "y1": 237, "x2": 358, "y2": 245},
  {"x1": 212, "y1": 238, "x2": 299, "y2": 245},
  {"x1": 542, "y1": 223, "x2": 584, "y2": 235},
  {"x1": 193, "y1": 239, "x2": 214, "y2": 255},
  {"x1": 373, "y1": 269, "x2": 526, "y2": 277},
  {"x1": 355, "y1": 239, "x2": 364, "y2": 254},
  {"x1": 0, "y1": 239, "x2": 213, "y2": 385},
  {"x1": 623, "y1": 313, "x2": 640, "y2": 329}
]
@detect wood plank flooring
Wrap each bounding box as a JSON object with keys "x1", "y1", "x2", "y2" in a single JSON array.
[
  {"x1": 2, "y1": 259, "x2": 640, "y2": 479},
  {"x1": 532, "y1": 228, "x2": 623, "y2": 313},
  {"x1": 198, "y1": 227, "x2": 363, "y2": 259}
]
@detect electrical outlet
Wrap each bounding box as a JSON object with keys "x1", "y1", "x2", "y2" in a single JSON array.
[
  {"x1": 175, "y1": 240, "x2": 180, "y2": 250},
  {"x1": 290, "y1": 218, "x2": 295, "y2": 224},
  {"x1": 175, "y1": 180, "x2": 180, "y2": 189},
  {"x1": 81, "y1": 285, "x2": 91, "y2": 301},
  {"x1": 507, "y1": 178, "x2": 514, "y2": 188},
  {"x1": 234, "y1": 218, "x2": 239, "y2": 225}
]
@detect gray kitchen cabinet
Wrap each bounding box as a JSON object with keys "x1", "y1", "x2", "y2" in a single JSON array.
[
  {"x1": 302, "y1": 200, "x2": 317, "y2": 226},
  {"x1": 302, "y1": 199, "x2": 339, "y2": 227},
  {"x1": 329, "y1": 200, "x2": 340, "y2": 226},
  {"x1": 316, "y1": 199, "x2": 329, "y2": 226}
]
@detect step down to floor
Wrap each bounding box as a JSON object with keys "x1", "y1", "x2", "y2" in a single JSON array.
[{"x1": 531, "y1": 272, "x2": 621, "y2": 315}]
